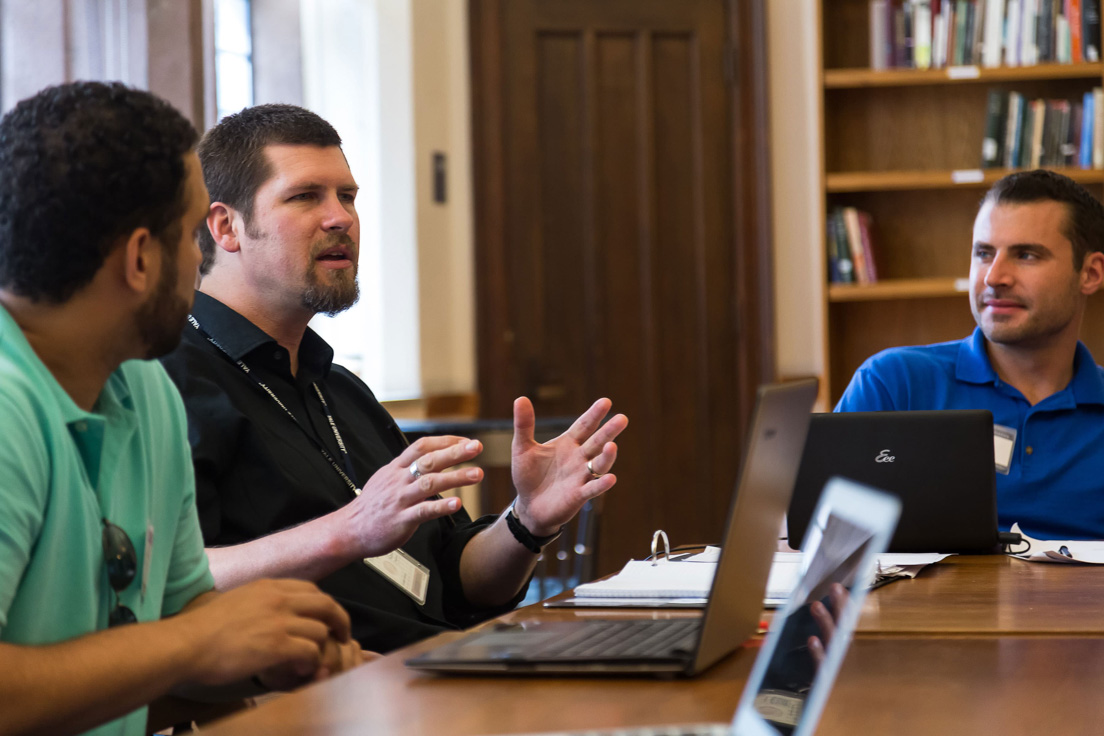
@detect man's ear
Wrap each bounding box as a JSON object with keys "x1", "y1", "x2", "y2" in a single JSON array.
[
  {"x1": 122, "y1": 227, "x2": 156, "y2": 296},
  {"x1": 207, "y1": 202, "x2": 242, "y2": 253},
  {"x1": 1080, "y1": 251, "x2": 1104, "y2": 296}
]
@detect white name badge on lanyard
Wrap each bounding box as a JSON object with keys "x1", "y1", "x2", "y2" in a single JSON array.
[
  {"x1": 993, "y1": 424, "x2": 1017, "y2": 475},
  {"x1": 364, "y1": 549, "x2": 430, "y2": 606}
]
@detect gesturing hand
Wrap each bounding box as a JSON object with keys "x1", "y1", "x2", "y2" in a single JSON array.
[
  {"x1": 510, "y1": 397, "x2": 628, "y2": 537},
  {"x1": 342, "y1": 435, "x2": 485, "y2": 558}
]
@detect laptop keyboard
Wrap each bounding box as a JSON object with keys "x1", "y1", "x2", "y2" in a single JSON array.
[{"x1": 531, "y1": 619, "x2": 700, "y2": 660}]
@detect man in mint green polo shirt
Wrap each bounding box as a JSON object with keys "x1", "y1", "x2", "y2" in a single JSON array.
[{"x1": 0, "y1": 82, "x2": 363, "y2": 736}]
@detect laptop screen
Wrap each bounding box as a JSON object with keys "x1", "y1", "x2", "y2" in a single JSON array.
[{"x1": 732, "y1": 477, "x2": 899, "y2": 736}]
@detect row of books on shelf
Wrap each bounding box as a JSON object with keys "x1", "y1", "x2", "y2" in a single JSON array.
[
  {"x1": 870, "y1": 0, "x2": 1101, "y2": 70},
  {"x1": 827, "y1": 208, "x2": 879, "y2": 285},
  {"x1": 981, "y1": 87, "x2": 1104, "y2": 167}
]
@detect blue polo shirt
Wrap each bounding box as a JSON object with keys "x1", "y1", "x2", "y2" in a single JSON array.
[
  {"x1": 836, "y1": 327, "x2": 1104, "y2": 540},
  {"x1": 0, "y1": 304, "x2": 214, "y2": 736}
]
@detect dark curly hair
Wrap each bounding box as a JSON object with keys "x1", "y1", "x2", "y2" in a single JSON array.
[
  {"x1": 0, "y1": 81, "x2": 198, "y2": 303},
  {"x1": 196, "y1": 103, "x2": 342, "y2": 275},
  {"x1": 983, "y1": 169, "x2": 1104, "y2": 269}
]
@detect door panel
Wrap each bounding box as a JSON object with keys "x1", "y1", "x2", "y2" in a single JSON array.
[{"x1": 472, "y1": 0, "x2": 772, "y2": 575}]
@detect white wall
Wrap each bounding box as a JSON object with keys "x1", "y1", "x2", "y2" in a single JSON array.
[
  {"x1": 300, "y1": 0, "x2": 475, "y2": 401},
  {"x1": 301, "y1": 0, "x2": 422, "y2": 400},
  {"x1": 766, "y1": 0, "x2": 825, "y2": 386},
  {"x1": 411, "y1": 0, "x2": 476, "y2": 397}
]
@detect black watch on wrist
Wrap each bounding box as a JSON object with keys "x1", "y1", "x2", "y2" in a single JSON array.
[{"x1": 505, "y1": 500, "x2": 564, "y2": 554}]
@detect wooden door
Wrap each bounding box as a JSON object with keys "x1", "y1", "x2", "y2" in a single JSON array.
[{"x1": 471, "y1": 0, "x2": 773, "y2": 575}]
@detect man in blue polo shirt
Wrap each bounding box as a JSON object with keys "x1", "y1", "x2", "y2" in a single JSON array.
[
  {"x1": 0, "y1": 82, "x2": 361, "y2": 736},
  {"x1": 836, "y1": 169, "x2": 1104, "y2": 540}
]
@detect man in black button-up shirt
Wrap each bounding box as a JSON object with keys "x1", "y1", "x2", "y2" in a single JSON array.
[{"x1": 160, "y1": 104, "x2": 628, "y2": 653}]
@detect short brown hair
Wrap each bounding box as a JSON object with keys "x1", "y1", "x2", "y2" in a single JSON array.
[
  {"x1": 982, "y1": 169, "x2": 1104, "y2": 269},
  {"x1": 196, "y1": 104, "x2": 342, "y2": 274}
]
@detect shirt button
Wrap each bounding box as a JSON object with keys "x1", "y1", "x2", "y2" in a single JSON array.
[
  {"x1": 1025, "y1": 446, "x2": 1033, "y2": 455},
  {"x1": 274, "y1": 352, "x2": 283, "y2": 360},
  {"x1": 74, "y1": 421, "x2": 87, "y2": 433}
]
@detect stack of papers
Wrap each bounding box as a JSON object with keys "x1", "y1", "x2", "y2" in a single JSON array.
[{"x1": 1009, "y1": 523, "x2": 1104, "y2": 564}]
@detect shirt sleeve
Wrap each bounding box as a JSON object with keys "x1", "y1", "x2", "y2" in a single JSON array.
[
  {"x1": 0, "y1": 390, "x2": 49, "y2": 632},
  {"x1": 834, "y1": 359, "x2": 901, "y2": 412},
  {"x1": 151, "y1": 368, "x2": 215, "y2": 616}
]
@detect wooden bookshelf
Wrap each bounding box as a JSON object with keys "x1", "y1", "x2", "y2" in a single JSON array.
[
  {"x1": 827, "y1": 168, "x2": 1104, "y2": 192},
  {"x1": 828, "y1": 277, "x2": 969, "y2": 302},
  {"x1": 819, "y1": 0, "x2": 1104, "y2": 403},
  {"x1": 825, "y1": 62, "x2": 1104, "y2": 89}
]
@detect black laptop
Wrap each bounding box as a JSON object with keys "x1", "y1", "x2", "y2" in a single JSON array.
[
  {"x1": 405, "y1": 379, "x2": 818, "y2": 676},
  {"x1": 788, "y1": 410, "x2": 999, "y2": 553}
]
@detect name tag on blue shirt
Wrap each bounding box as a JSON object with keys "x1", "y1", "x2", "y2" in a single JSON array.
[{"x1": 994, "y1": 424, "x2": 1017, "y2": 475}]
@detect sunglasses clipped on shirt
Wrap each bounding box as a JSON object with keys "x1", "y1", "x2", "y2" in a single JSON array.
[{"x1": 102, "y1": 518, "x2": 138, "y2": 627}]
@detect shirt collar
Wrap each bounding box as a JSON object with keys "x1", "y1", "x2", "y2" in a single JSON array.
[
  {"x1": 955, "y1": 326, "x2": 1104, "y2": 406},
  {"x1": 189, "y1": 291, "x2": 335, "y2": 377}
]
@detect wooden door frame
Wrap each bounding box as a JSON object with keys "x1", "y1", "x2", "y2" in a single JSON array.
[{"x1": 469, "y1": 0, "x2": 776, "y2": 422}]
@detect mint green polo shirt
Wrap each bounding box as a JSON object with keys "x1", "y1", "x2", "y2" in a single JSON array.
[{"x1": 0, "y1": 304, "x2": 214, "y2": 736}]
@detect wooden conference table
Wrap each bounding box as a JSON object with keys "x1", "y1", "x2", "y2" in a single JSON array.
[{"x1": 203, "y1": 555, "x2": 1104, "y2": 736}]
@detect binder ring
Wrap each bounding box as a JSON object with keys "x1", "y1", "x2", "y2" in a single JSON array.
[{"x1": 650, "y1": 529, "x2": 671, "y2": 566}]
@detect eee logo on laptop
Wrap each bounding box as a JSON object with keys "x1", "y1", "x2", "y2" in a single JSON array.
[{"x1": 875, "y1": 449, "x2": 895, "y2": 463}]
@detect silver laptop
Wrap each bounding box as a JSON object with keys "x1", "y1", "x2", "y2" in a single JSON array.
[
  {"x1": 486, "y1": 477, "x2": 901, "y2": 736},
  {"x1": 405, "y1": 379, "x2": 818, "y2": 676}
]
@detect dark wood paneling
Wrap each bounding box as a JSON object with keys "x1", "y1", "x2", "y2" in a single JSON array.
[{"x1": 471, "y1": 0, "x2": 772, "y2": 575}]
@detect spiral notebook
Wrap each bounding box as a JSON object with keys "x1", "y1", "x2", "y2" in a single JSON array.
[{"x1": 558, "y1": 549, "x2": 800, "y2": 608}]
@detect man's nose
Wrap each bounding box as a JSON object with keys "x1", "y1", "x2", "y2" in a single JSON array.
[
  {"x1": 985, "y1": 252, "x2": 1013, "y2": 287},
  {"x1": 321, "y1": 194, "x2": 354, "y2": 231}
]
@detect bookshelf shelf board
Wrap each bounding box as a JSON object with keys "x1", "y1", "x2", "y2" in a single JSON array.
[
  {"x1": 826, "y1": 168, "x2": 1104, "y2": 193},
  {"x1": 828, "y1": 278, "x2": 970, "y2": 302},
  {"x1": 824, "y1": 63, "x2": 1104, "y2": 89}
]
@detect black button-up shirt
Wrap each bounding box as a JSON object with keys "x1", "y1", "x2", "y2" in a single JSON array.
[{"x1": 160, "y1": 292, "x2": 521, "y2": 651}]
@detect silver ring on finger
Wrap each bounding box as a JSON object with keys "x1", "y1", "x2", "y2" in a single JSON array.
[
  {"x1": 586, "y1": 459, "x2": 602, "y2": 480},
  {"x1": 409, "y1": 460, "x2": 423, "y2": 480}
]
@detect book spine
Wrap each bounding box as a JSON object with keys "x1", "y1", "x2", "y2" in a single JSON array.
[
  {"x1": 895, "y1": 3, "x2": 910, "y2": 66},
  {"x1": 872, "y1": 0, "x2": 891, "y2": 69},
  {"x1": 1093, "y1": 87, "x2": 1103, "y2": 167},
  {"x1": 858, "y1": 211, "x2": 879, "y2": 282},
  {"x1": 1084, "y1": 0, "x2": 1101, "y2": 59},
  {"x1": 983, "y1": 0, "x2": 1007, "y2": 66},
  {"x1": 833, "y1": 210, "x2": 855, "y2": 284},
  {"x1": 972, "y1": 0, "x2": 989, "y2": 62},
  {"x1": 1022, "y1": 0, "x2": 1039, "y2": 63},
  {"x1": 982, "y1": 88, "x2": 1009, "y2": 166},
  {"x1": 1051, "y1": 99, "x2": 1068, "y2": 164},
  {"x1": 1057, "y1": 14, "x2": 1071, "y2": 62},
  {"x1": 1065, "y1": 99, "x2": 1080, "y2": 166},
  {"x1": 1004, "y1": 91, "x2": 1024, "y2": 166},
  {"x1": 954, "y1": 0, "x2": 970, "y2": 62},
  {"x1": 1070, "y1": 0, "x2": 1084, "y2": 60},
  {"x1": 1031, "y1": 98, "x2": 1047, "y2": 166},
  {"x1": 843, "y1": 207, "x2": 868, "y2": 284},
  {"x1": 1007, "y1": 0, "x2": 1024, "y2": 63},
  {"x1": 916, "y1": 0, "x2": 934, "y2": 67},
  {"x1": 826, "y1": 210, "x2": 842, "y2": 283},
  {"x1": 943, "y1": 3, "x2": 957, "y2": 64},
  {"x1": 1037, "y1": 0, "x2": 1054, "y2": 60},
  {"x1": 1080, "y1": 90, "x2": 1094, "y2": 167}
]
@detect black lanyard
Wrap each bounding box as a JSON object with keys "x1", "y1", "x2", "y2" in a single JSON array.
[{"x1": 187, "y1": 315, "x2": 361, "y2": 496}]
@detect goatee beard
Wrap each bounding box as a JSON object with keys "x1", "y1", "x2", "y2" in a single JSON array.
[{"x1": 303, "y1": 233, "x2": 360, "y2": 316}]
